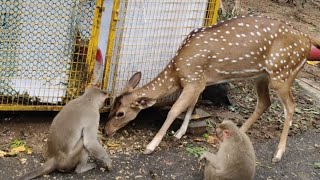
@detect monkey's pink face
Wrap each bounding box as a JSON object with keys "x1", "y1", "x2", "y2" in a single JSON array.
[{"x1": 216, "y1": 127, "x2": 231, "y2": 141}]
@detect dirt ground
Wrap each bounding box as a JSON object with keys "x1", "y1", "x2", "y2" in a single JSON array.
[{"x1": 1, "y1": 0, "x2": 320, "y2": 179}]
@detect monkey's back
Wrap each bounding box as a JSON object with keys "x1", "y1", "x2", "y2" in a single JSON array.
[
  {"x1": 219, "y1": 133, "x2": 256, "y2": 180},
  {"x1": 47, "y1": 97, "x2": 100, "y2": 158}
]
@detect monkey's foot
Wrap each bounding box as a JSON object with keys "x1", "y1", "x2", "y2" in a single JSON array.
[
  {"x1": 75, "y1": 163, "x2": 96, "y2": 173},
  {"x1": 143, "y1": 149, "x2": 154, "y2": 155}
]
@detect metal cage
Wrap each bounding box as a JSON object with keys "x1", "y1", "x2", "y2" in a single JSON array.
[
  {"x1": 0, "y1": 0, "x2": 219, "y2": 111},
  {"x1": 0, "y1": 0, "x2": 103, "y2": 111}
]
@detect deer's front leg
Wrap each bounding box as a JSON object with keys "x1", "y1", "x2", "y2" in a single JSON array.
[
  {"x1": 173, "y1": 96, "x2": 199, "y2": 139},
  {"x1": 144, "y1": 85, "x2": 204, "y2": 154}
]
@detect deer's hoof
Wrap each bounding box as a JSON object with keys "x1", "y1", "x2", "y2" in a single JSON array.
[
  {"x1": 271, "y1": 156, "x2": 281, "y2": 163},
  {"x1": 143, "y1": 149, "x2": 153, "y2": 155}
]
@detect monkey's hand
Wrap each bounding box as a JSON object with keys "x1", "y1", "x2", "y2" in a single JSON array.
[
  {"x1": 199, "y1": 152, "x2": 209, "y2": 162},
  {"x1": 102, "y1": 156, "x2": 112, "y2": 171}
]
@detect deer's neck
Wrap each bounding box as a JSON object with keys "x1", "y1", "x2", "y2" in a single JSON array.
[{"x1": 135, "y1": 63, "x2": 180, "y2": 100}]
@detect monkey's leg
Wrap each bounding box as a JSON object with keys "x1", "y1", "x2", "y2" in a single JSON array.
[
  {"x1": 271, "y1": 81, "x2": 295, "y2": 163},
  {"x1": 75, "y1": 149, "x2": 96, "y2": 173},
  {"x1": 173, "y1": 96, "x2": 199, "y2": 139},
  {"x1": 83, "y1": 127, "x2": 112, "y2": 169},
  {"x1": 241, "y1": 76, "x2": 271, "y2": 132}
]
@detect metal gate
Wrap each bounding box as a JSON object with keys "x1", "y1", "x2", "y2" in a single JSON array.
[{"x1": 103, "y1": 0, "x2": 220, "y2": 104}]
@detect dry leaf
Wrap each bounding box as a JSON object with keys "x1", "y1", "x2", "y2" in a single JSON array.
[
  {"x1": 26, "y1": 148, "x2": 33, "y2": 155},
  {"x1": 0, "y1": 150, "x2": 7, "y2": 157},
  {"x1": 11, "y1": 145, "x2": 26, "y2": 153},
  {"x1": 207, "y1": 135, "x2": 220, "y2": 144},
  {"x1": 20, "y1": 158, "x2": 27, "y2": 164},
  {"x1": 193, "y1": 138, "x2": 206, "y2": 142}
]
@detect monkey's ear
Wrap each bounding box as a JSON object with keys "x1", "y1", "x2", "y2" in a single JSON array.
[
  {"x1": 131, "y1": 97, "x2": 156, "y2": 109},
  {"x1": 124, "y1": 72, "x2": 141, "y2": 92},
  {"x1": 223, "y1": 130, "x2": 231, "y2": 139}
]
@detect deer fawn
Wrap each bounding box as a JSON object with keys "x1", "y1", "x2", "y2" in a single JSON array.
[{"x1": 104, "y1": 16, "x2": 320, "y2": 163}]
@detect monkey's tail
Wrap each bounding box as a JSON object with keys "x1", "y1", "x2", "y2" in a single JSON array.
[
  {"x1": 17, "y1": 158, "x2": 56, "y2": 180},
  {"x1": 309, "y1": 37, "x2": 320, "y2": 61}
]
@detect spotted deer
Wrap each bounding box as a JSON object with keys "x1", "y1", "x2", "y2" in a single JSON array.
[{"x1": 104, "y1": 16, "x2": 320, "y2": 163}]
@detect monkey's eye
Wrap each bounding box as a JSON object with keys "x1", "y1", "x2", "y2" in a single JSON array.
[{"x1": 116, "y1": 112, "x2": 125, "y2": 119}]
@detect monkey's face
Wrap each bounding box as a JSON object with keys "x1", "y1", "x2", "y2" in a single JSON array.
[
  {"x1": 104, "y1": 92, "x2": 156, "y2": 136},
  {"x1": 216, "y1": 127, "x2": 224, "y2": 140}
]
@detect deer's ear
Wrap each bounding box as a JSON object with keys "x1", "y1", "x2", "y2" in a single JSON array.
[
  {"x1": 124, "y1": 72, "x2": 141, "y2": 92},
  {"x1": 131, "y1": 97, "x2": 156, "y2": 109}
]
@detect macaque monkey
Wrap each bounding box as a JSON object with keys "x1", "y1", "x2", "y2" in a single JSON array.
[
  {"x1": 199, "y1": 120, "x2": 256, "y2": 180},
  {"x1": 18, "y1": 87, "x2": 112, "y2": 180}
]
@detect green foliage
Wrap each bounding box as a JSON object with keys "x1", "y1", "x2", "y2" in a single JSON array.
[
  {"x1": 10, "y1": 139, "x2": 25, "y2": 149},
  {"x1": 186, "y1": 145, "x2": 207, "y2": 157}
]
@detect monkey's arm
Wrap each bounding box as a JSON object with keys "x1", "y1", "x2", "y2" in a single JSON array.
[
  {"x1": 199, "y1": 151, "x2": 221, "y2": 169},
  {"x1": 83, "y1": 127, "x2": 112, "y2": 169}
]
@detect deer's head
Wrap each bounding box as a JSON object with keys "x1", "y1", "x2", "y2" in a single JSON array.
[{"x1": 104, "y1": 72, "x2": 156, "y2": 136}]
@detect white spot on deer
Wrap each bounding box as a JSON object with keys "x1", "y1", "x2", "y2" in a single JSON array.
[
  {"x1": 236, "y1": 34, "x2": 241, "y2": 38},
  {"x1": 271, "y1": 23, "x2": 274, "y2": 26},
  {"x1": 238, "y1": 23, "x2": 244, "y2": 26},
  {"x1": 245, "y1": 54, "x2": 251, "y2": 58},
  {"x1": 224, "y1": 57, "x2": 230, "y2": 60},
  {"x1": 268, "y1": 41, "x2": 272, "y2": 45},
  {"x1": 202, "y1": 55, "x2": 206, "y2": 57},
  {"x1": 259, "y1": 47, "x2": 263, "y2": 51},
  {"x1": 226, "y1": 31, "x2": 230, "y2": 34},
  {"x1": 263, "y1": 28, "x2": 267, "y2": 32},
  {"x1": 254, "y1": 25, "x2": 259, "y2": 29},
  {"x1": 239, "y1": 57, "x2": 244, "y2": 60},
  {"x1": 196, "y1": 44, "x2": 200, "y2": 46},
  {"x1": 176, "y1": 68, "x2": 180, "y2": 71},
  {"x1": 214, "y1": 39, "x2": 219, "y2": 42},
  {"x1": 221, "y1": 47, "x2": 225, "y2": 50},
  {"x1": 222, "y1": 39, "x2": 227, "y2": 42},
  {"x1": 217, "y1": 30, "x2": 221, "y2": 32},
  {"x1": 255, "y1": 40, "x2": 259, "y2": 43},
  {"x1": 241, "y1": 34, "x2": 246, "y2": 37},
  {"x1": 209, "y1": 38, "x2": 214, "y2": 41},
  {"x1": 301, "y1": 48, "x2": 305, "y2": 51},
  {"x1": 228, "y1": 43, "x2": 233, "y2": 46},
  {"x1": 235, "y1": 43, "x2": 240, "y2": 46},
  {"x1": 194, "y1": 29, "x2": 198, "y2": 32},
  {"x1": 231, "y1": 27, "x2": 235, "y2": 30},
  {"x1": 212, "y1": 55, "x2": 217, "y2": 58},
  {"x1": 231, "y1": 60, "x2": 237, "y2": 63},
  {"x1": 187, "y1": 63, "x2": 191, "y2": 66},
  {"x1": 218, "y1": 59, "x2": 224, "y2": 62},
  {"x1": 246, "y1": 24, "x2": 250, "y2": 27},
  {"x1": 250, "y1": 32, "x2": 255, "y2": 36}
]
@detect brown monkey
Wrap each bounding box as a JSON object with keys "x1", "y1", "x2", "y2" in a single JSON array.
[
  {"x1": 18, "y1": 87, "x2": 112, "y2": 180},
  {"x1": 199, "y1": 120, "x2": 256, "y2": 180}
]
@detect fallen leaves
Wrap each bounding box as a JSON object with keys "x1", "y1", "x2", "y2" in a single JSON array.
[{"x1": 0, "y1": 139, "x2": 32, "y2": 157}]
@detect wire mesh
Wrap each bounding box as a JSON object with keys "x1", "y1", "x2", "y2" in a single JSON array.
[
  {"x1": 0, "y1": 0, "x2": 97, "y2": 111},
  {"x1": 104, "y1": 0, "x2": 219, "y2": 104}
]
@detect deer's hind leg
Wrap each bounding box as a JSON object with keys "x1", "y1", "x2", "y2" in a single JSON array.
[{"x1": 271, "y1": 80, "x2": 295, "y2": 163}]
